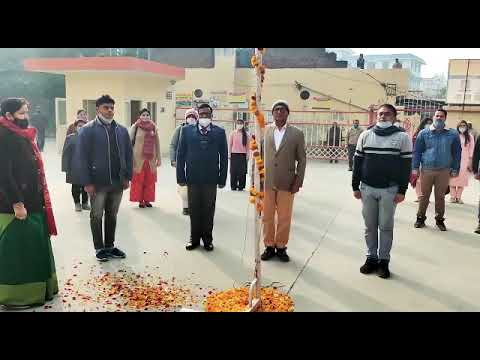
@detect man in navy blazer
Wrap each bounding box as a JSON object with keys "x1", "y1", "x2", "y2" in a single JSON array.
[{"x1": 176, "y1": 103, "x2": 228, "y2": 251}]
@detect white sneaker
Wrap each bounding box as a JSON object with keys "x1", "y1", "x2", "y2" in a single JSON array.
[
  {"x1": 75, "y1": 203, "x2": 82, "y2": 212},
  {"x1": 449, "y1": 198, "x2": 456, "y2": 203},
  {"x1": 457, "y1": 199, "x2": 464, "y2": 204}
]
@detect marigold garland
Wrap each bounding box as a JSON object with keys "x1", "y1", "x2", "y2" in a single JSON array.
[{"x1": 205, "y1": 287, "x2": 294, "y2": 312}]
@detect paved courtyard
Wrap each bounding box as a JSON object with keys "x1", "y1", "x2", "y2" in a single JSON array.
[{"x1": 4, "y1": 139, "x2": 480, "y2": 312}]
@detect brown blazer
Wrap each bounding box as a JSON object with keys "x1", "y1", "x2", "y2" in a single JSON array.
[{"x1": 264, "y1": 123, "x2": 306, "y2": 192}]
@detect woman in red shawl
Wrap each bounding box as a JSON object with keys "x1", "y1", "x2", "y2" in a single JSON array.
[
  {"x1": 129, "y1": 109, "x2": 161, "y2": 208},
  {"x1": 0, "y1": 98, "x2": 58, "y2": 309}
]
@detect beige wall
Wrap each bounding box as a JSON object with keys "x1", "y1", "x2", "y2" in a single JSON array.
[
  {"x1": 61, "y1": 71, "x2": 174, "y2": 155},
  {"x1": 175, "y1": 56, "x2": 409, "y2": 127},
  {"x1": 448, "y1": 59, "x2": 480, "y2": 76},
  {"x1": 235, "y1": 68, "x2": 409, "y2": 113}
]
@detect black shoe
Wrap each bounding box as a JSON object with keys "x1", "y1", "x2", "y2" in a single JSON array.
[
  {"x1": 82, "y1": 203, "x2": 91, "y2": 211},
  {"x1": 334, "y1": 160, "x2": 338, "y2": 163},
  {"x1": 238, "y1": 188, "x2": 245, "y2": 191},
  {"x1": 329, "y1": 159, "x2": 333, "y2": 163},
  {"x1": 348, "y1": 168, "x2": 353, "y2": 171},
  {"x1": 96, "y1": 249, "x2": 110, "y2": 262},
  {"x1": 106, "y1": 247, "x2": 126, "y2": 259},
  {"x1": 145, "y1": 203, "x2": 153, "y2": 208},
  {"x1": 261, "y1": 246, "x2": 276, "y2": 261},
  {"x1": 360, "y1": 257, "x2": 378, "y2": 274},
  {"x1": 377, "y1": 260, "x2": 390, "y2": 279},
  {"x1": 231, "y1": 188, "x2": 237, "y2": 191},
  {"x1": 436, "y1": 219, "x2": 447, "y2": 231},
  {"x1": 475, "y1": 224, "x2": 480, "y2": 234},
  {"x1": 414, "y1": 216, "x2": 426, "y2": 228},
  {"x1": 182, "y1": 208, "x2": 189, "y2": 216},
  {"x1": 139, "y1": 203, "x2": 146, "y2": 208},
  {"x1": 204, "y1": 243, "x2": 214, "y2": 251},
  {"x1": 276, "y1": 247, "x2": 290, "y2": 262},
  {"x1": 186, "y1": 241, "x2": 200, "y2": 251}
]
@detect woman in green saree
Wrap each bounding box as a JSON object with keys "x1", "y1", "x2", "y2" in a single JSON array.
[{"x1": 0, "y1": 98, "x2": 58, "y2": 309}]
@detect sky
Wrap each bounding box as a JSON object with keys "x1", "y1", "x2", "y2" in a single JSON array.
[{"x1": 352, "y1": 48, "x2": 480, "y2": 78}]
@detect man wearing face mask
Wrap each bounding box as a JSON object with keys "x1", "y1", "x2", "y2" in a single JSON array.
[
  {"x1": 62, "y1": 118, "x2": 89, "y2": 212},
  {"x1": 170, "y1": 108, "x2": 198, "y2": 215},
  {"x1": 352, "y1": 104, "x2": 412, "y2": 279},
  {"x1": 30, "y1": 106, "x2": 48, "y2": 152},
  {"x1": 346, "y1": 119, "x2": 363, "y2": 171},
  {"x1": 176, "y1": 103, "x2": 228, "y2": 251},
  {"x1": 412, "y1": 109, "x2": 461, "y2": 231},
  {"x1": 73, "y1": 95, "x2": 133, "y2": 262}
]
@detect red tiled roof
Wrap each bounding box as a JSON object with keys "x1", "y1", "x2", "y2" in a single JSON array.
[{"x1": 24, "y1": 57, "x2": 185, "y2": 79}]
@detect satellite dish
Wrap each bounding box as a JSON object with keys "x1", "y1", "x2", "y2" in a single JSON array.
[
  {"x1": 194, "y1": 89, "x2": 203, "y2": 98},
  {"x1": 300, "y1": 90, "x2": 310, "y2": 100}
]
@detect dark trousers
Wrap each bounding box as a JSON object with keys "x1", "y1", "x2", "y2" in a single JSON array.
[
  {"x1": 230, "y1": 153, "x2": 247, "y2": 190},
  {"x1": 90, "y1": 188, "x2": 123, "y2": 250},
  {"x1": 348, "y1": 144, "x2": 356, "y2": 169},
  {"x1": 72, "y1": 184, "x2": 88, "y2": 204},
  {"x1": 187, "y1": 184, "x2": 217, "y2": 245},
  {"x1": 36, "y1": 130, "x2": 45, "y2": 152}
]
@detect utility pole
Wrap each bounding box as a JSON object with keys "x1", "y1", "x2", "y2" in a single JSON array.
[{"x1": 462, "y1": 59, "x2": 471, "y2": 115}]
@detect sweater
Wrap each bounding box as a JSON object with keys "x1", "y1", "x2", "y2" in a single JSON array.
[{"x1": 352, "y1": 125, "x2": 413, "y2": 195}]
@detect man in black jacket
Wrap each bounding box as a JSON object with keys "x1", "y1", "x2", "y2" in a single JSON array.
[
  {"x1": 176, "y1": 103, "x2": 228, "y2": 251},
  {"x1": 30, "y1": 106, "x2": 48, "y2": 152},
  {"x1": 352, "y1": 104, "x2": 412, "y2": 279},
  {"x1": 73, "y1": 95, "x2": 133, "y2": 262}
]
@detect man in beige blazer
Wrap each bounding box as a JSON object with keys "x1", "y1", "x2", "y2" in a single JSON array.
[{"x1": 261, "y1": 100, "x2": 306, "y2": 262}]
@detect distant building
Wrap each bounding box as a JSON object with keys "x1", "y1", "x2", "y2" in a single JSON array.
[
  {"x1": 327, "y1": 49, "x2": 426, "y2": 91},
  {"x1": 445, "y1": 59, "x2": 480, "y2": 126},
  {"x1": 421, "y1": 74, "x2": 447, "y2": 99}
]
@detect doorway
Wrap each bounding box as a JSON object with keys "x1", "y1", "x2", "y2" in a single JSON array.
[{"x1": 130, "y1": 100, "x2": 141, "y2": 125}]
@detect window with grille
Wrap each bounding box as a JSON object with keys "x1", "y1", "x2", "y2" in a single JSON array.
[{"x1": 166, "y1": 91, "x2": 173, "y2": 100}]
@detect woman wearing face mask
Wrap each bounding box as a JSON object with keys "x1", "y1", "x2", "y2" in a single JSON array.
[
  {"x1": 229, "y1": 119, "x2": 250, "y2": 191},
  {"x1": 0, "y1": 98, "x2": 58, "y2": 309},
  {"x1": 411, "y1": 117, "x2": 433, "y2": 202},
  {"x1": 66, "y1": 109, "x2": 88, "y2": 136},
  {"x1": 129, "y1": 108, "x2": 161, "y2": 208},
  {"x1": 448, "y1": 120, "x2": 474, "y2": 204},
  {"x1": 170, "y1": 108, "x2": 198, "y2": 215},
  {"x1": 62, "y1": 118, "x2": 89, "y2": 211}
]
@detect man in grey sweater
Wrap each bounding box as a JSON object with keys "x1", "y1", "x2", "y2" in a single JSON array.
[{"x1": 352, "y1": 104, "x2": 412, "y2": 279}]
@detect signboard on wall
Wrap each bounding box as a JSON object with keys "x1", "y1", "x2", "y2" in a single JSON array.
[
  {"x1": 176, "y1": 93, "x2": 192, "y2": 107},
  {"x1": 210, "y1": 91, "x2": 227, "y2": 108},
  {"x1": 228, "y1": 93, "x2": 247, "y2": 104}
]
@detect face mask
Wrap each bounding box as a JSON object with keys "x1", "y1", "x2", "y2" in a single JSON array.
[
  {"x1": 459, "y1": 127, "x2": 467, "y2": 133},
  {"x1": 198, "y1": 118, "x2": 211, "y2": 128},
  {"x1": 376, "y1": 120, "x2": 392, "y2": 129},
  {"x1": 236, "y1": 124, "x2": 244, "y2": 130},
  {"x1": 186, "y1": 117, "x2": 196, "y2": 125},
  {"x1": 98, "y1": 113, "x2": 113, "y2": 124},
  {"x1": 433, "y1": 119, "x2": 445, "y2": 130},
  {"x1": 394, "y1": 122, "x2": 401, "y2": 128},
  {"x1": 14, "y1": 118, "x2": 29, "y2": 129},
  {"x1": 353, "y1": 124, "x2": 359, "y2": 129}
]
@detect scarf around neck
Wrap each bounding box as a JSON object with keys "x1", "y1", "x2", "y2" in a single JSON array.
[
  {"x1": 135, "y1": 119, "x2": 156, "y2": 160},
  {"x1": 0, "y1": 116, "x2": 57, "y2": 236}
]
